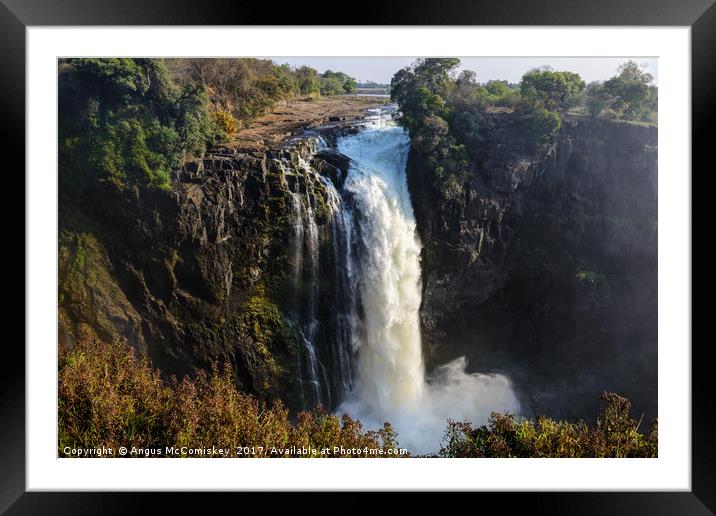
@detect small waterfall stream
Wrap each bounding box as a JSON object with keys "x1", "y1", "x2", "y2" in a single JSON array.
[{"x1": 284, "y1": 151, "x2": 352, "y2": 409}]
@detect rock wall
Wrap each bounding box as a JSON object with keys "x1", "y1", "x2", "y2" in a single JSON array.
[
  {"x1": 58, "y1": 136, "x2": 352, "y2": 412},
  {"x1": 58, "y1": 111, "x2": 659, "y2": 422},
  {"x1": 407, "y1": 114, "x2": 658, "y2": 420}
]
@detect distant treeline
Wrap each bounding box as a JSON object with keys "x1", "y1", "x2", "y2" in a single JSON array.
[
  {"x1": 390, "y1": 58, "x2": 657, "y2": 203},
  {"x1": 59, "y1": 58, "x2": 357, "y2": 195},
  {"x1": 355, "y1": 82, "x2": 390, "y2": 95},
  {"x1": 167, "y1": 60, "x2": 356, "y2": 123},
  {"x1": 356, "y1": 81, "x2": 389, "y2": 89},
  {"x1": 356, "y1": 81, "x2": 389, "y2": 87}
]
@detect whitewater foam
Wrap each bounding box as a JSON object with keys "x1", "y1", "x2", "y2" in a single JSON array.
[{"x1": 336, "y1": 110, "x2": 520, "y2": 455}]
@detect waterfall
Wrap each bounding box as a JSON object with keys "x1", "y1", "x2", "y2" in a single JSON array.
[
  {"x1": 338, "y1": 120, "x2": 425, "y2": 411},
  {"x1": 280, "y1": 108, "x2": 520, "y2": 453},
  {"x1": 335, "y1": 107, "x2": 521, "y2": 454}
]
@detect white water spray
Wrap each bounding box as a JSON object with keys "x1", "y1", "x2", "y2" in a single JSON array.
[{"x1": 337, "y1": 108, "x2": 521, "y2": 454}]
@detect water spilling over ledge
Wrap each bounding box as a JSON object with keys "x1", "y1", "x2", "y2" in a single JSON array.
[{"x1": 282, "y1": 105, "x2": 521, "y2": 454}]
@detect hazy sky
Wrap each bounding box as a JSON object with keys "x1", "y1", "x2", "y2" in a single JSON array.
[{"x1": 270, "y1": 57, "x2": 658, "y2": 85}]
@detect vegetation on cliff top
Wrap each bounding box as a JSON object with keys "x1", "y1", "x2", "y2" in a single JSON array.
[
  {"x1": 59, "y1": 58, "x2": 358, "y2": 196},
  {"x1": 167, "y1": 60, "x2": 357, "y2": 124},
  {"x1": 59, "y1": 330, "x2": 657, "y2": 458},
  {"x1": 390, "y1": 58, "x2": 657, "y2": 205},
  {"x1": 59, "y1": 58, "x2": 210, "y2": 194},
  {"x1": 595, "y1": 61, "x2": 658, "y2": 121}
]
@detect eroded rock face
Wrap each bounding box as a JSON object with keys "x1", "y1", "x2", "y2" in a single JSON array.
[
  {"x1": 311, "y1": 150, "x2": 351, "y2": 189},
  {"x1": 407, "y1": 115, "x2": 658, "y2": 421},
  {"x1": 58, "y1": 111, "x2": 659, "y2": 423},
  {"x1": 59, "y1": 136, "x2": 352, "y2": 412}
]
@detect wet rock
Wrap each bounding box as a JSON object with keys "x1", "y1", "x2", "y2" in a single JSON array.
[{"x1": 311, "y1": 149, "x2": 351, "y2": 189}]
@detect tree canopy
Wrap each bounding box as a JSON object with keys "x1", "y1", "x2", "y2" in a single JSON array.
[
  {"x1": 59, "y1": 58, "x2": 358, "y2": 199},
  {"x1": 520, "y1": 68, "x2": 586, "y2": 113},
  {"x1": 59, "y1": 58, "x2": 212, "y2": 193},
  {"x1": 319, "y1": 70, "x2": 357, "y2": 95},
  {"x1": 602, "y1": 60, "x2": 658, "y2": 120}
]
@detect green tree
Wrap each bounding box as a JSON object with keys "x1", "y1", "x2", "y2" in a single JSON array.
[
  {"x1": 585, "y1": 81, "x2": 607, "y2": 118},
  {"x1": 391, "y1": 58, "x2": 462, "y2": 130},
  {"x1": 603, "y1": 60, "x2": 657, "y2": 121},
  {"x1": 413, "y1": 58, "x2": 461, "y2": 98},
  {"x1": 448, "y1": 70, "x2": 481, "y2": 109},
  {"x1": 272, "y1": 63, "x2": 301, "y2": 97},
  {"x1": 296, "y1": 66, "x2": 321, "y2": 96},
  {"x1": 484, "y1": 80, "x2": 512, "y2": 98},
  {"x1": 391, "y1": 58, "x2": 460, "y2": 108},
  {"x1": 320, "y1": 70, "x2": 358, "y2": 95},
  {"x1": 343, "y1": 76, "x2": 357, "y2": 94},
  {"x1": 520, "y1": 68, "x2": 586, "y2": 113},
  {"x1": 521, "y1": 106, "x2": 561, "y2": 142},
  {"x1": 59, "y1": 58, "x2": 212, "y2": 194}
]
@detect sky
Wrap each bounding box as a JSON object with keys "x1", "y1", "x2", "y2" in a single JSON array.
[{"x1": 269, "y1": 57, "x2": 658, "y2": 86}]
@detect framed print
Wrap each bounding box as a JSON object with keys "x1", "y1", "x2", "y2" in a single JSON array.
[{"x1": 5, "y1": 0, "x2": 711, "y2": 512}]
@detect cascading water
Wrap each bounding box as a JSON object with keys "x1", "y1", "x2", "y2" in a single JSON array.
[
  {"x1": 284, "y1": 151, "x2": 352, "y2": 409},
  {"x1": 338, "y1": 114, "x2": 426, "y2": 412},
  {"x1": 299, "y1": 157, "x2": 326, "y2": 407},
  {"x1": 321, "y1": 175, "x2": 356, "y2": 395},
  {"x1": 280, "y1": 107, "x2": 519, "y2": 452},
  {"x1": 335, "y1": 107, "x2": 521, "y2": 454},
  {"x1": 285, "y1": 156, "x2": 325, "y2": 408}
]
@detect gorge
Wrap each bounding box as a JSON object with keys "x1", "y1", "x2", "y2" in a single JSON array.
[{"x1": 59, "y1": 93, "x2": 657, "y2": 454}]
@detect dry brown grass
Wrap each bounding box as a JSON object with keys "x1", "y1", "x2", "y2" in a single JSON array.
[{"x1": 58, "y1": 330, "x2": 401, "y2": 458}]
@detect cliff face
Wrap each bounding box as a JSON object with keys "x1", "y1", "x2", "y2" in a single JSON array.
[
  {"x1": 59, "y1": 135, "x2": 353, "y2": 412},
  {"x1": 58, "y1": 109, "x2": 659, "y2": 422},
  {"x1": 407, "y1": 115, "x2": 658, "y2": 420}
]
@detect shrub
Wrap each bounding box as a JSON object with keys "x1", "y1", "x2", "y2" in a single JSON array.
[
  {"x1": 210, "y1": 109, "x2": 239, "y2": 143},
  {"x1": 295, "y1": 65, "x2": 321, "y2": 96},
  {"x1": 439, "y1": 392, "x2": 657, "y2": 458},
  {"x1": 572, "y1": 61, "x2": 658, "y2": 122},
  {"x1": 520, "y1": 106, "x2": 562, "y2": 143},
  {"x1": 602, "y1": 61, "x2": 658, "y2": 121},
  {"x1": 319, "y1": 70, "x2": 357, "y2": 95},
  {"x1": 585, "y1": 81, "x2": 607, "y2": 118},
  {"x1": 58, "y1": 330, "x2": 404, "y2": 458},
  {"x1": 59, "y1": 329, "x2": 655, "y2": 458},
  {"x1": 439, "y1": 174, "x2": 464, "y2": 202}
]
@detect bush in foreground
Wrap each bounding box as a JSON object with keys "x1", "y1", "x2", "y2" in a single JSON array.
[
  {"x1": 58, "y1": 330, "x2": 400, "y2": 458},
  {"x1": 440, "y1": 393, "x2": 657, "y2": 458},
  {"x1": 59, "y1": 329, "x2": 657, "y2": 459}
]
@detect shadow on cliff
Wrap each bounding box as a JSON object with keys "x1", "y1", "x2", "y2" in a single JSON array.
[{"x1": 414, "y1": 115, "x2": 658, "y2": 423}]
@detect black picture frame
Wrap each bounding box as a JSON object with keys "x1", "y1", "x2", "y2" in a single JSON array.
[{"x1": 4, "y1": 0, "x2": 709, "y2": 512}]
